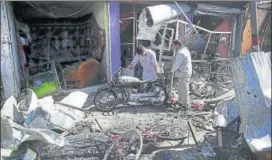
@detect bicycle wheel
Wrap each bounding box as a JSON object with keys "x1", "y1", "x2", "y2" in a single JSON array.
[
  {"x1": 109, "y1": 125, "x2": 129, "y2": 135},
  {"x1": 103, "y1": 130, "x2": 143, "y2": 160},
  {"x1": 150, "y1": 125, "x2": 187, "y2": 141},
  {"x1": 94, "y1": 88, "x2": 118, "y2": 112}
]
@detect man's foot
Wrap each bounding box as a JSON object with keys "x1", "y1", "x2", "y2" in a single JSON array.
[
  {"x1": 172, "y1": 103, "x2": 183, "y2": 109},
  {"x1": 169, "y1": 97, "x2": 177, "y2": 104}
]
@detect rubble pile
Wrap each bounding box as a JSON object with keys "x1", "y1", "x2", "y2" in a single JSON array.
[
  {"x1": 39, "y1": 132, "x2": 109, "y2": 160},
  {"x1": 190, "y1": 59, "x2": 233, "y2": 100},
  {"x1": 1, "y1": 88, "x2": 255, "y2": 160}
]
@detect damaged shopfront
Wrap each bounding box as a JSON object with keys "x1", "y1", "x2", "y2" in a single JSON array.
[
  {"x1": 118, "y1": 1, "x2": 245, "y2": 99},
  {"x1": 1, "y1": 1, "x2": 113, "y2": 99}
]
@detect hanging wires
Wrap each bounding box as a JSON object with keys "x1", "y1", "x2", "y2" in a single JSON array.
[{"x1": 26, "y1": 1, "x2": 90, "y2": 18}]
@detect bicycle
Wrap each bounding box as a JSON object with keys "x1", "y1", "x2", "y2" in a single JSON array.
[
  {"x1": 109, "y1": 124, "x2": 187, "y2": 148},
  {"x1": 95, "y1": 119, "x2": 143, "y2": 160}
]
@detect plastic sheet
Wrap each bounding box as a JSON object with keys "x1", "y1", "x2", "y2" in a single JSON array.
[
  {"x1": 1, "y1": 118, "x2": 68, "y2": 150},
  {"x1": 137, "y1": 3, "x2": 191, "y2": 41},
  {"x1": 37, "y1": 91, "x2": 88, "y2": 130},
  {"x1": 1, "y1": 96, "x2": 24, "y2": 124},
  {"x1": 144, "y1": 4, "x2": 191, "y2": 27},
  {"x1": 136, "y1": 9, "x2": 161, "y2": 41},
  {"x1": 213, "y1": 97, "x2": 239, "y2": 128}
]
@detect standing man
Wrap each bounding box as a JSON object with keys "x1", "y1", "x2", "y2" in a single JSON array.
[
  {"x1": 171, "y1": 40, "x2": 192, "y2": 109},
  {"x1": 128, "y1": 45, "x2": 159, "y2": 81}
]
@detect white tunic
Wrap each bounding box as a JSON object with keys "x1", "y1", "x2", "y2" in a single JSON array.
[
  {"x1": 131, "y1": 49, "x2": 158, "y2": 81},
  {"x1": 171, "y1": 47, "x2": 192, "y2": 77}
]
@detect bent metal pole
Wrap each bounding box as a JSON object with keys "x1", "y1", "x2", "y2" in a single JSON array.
[{"x1": 174, "y1": 1, "x2": 198, "y2": 34}]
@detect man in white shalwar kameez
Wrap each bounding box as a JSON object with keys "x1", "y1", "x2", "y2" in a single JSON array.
[
  {"x1": 128, "y1": 45, "x2": 159, "y2": 81},
  {"x1": 171, "y1": 40, "x2": 192, "y2": 109}
]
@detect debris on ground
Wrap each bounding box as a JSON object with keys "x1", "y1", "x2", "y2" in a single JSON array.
[
  {"x1": 1, "y1": 91, "x2": 256, "y2": 160},
  {"x1": 2, "y1": 1, "x2": 270, "y2": 160},
  {"x1": 0, "y1": 90, "x2": 90, "y2": 158}
]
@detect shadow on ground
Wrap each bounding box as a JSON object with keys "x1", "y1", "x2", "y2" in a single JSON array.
[{"x1": 151, "y1": 147, "x2": 200, "y2": 160}]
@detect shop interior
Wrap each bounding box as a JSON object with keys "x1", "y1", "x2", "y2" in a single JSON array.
[{"x1": 12, "y1": 1, "x2": 107, "y2": 98}]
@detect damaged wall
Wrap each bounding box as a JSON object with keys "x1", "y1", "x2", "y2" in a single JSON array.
[
  {"x1": 108, "y1": 1, "x2": 121, "y2": 77},
  {"x1": 89, "y1": 2, "x2": 109, "y2": 82},
  {"x1": 1, "y1": 1, "x2": 21, "y2": 98}
]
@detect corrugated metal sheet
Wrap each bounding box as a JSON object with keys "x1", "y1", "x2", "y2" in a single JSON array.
[{"x1": 230, "y1": 51, "x2": 271, "y2": 152}]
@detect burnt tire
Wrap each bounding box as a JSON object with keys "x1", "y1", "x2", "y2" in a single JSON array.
[
  {"x1": 94, "y1": 88, "x2": 118, "y2": 112},
  {"x1": 151, "y1": 125, "x2": 187, "y2": 141}
]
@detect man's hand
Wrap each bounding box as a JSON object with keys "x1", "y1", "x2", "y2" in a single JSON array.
[
  {"x1": 154, "y1": 64, "x2": 159, "y2": 75},
  {"x1": 127, "y1": 64, "x2": 133, "y2": 69}
]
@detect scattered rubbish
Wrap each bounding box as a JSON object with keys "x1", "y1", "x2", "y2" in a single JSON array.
[
  {"x1": 192, "y1": 100, "x2": 205, "y2": 110},
  {"x1": 1, "y1": 96, "x2": 24, "y2": 124},
  {"x1": 24, "y1": 107, "x2": 48, "y2": 126},
  {"x1": 18, "y1": 89, "x2": 39, "y2": 112},
  {"x1": 27, "y1": 61, "x2": 61, "y2": 98},
  {"x1": 27, "y1": 116, "x2": 54, "y2": 130},
  {"x1": 187, "y1": 120, "x2": 199, "y2": 146},
  {"x1": 67, "y1": 120, "x2": 96, "y2": 135},
  {"x1": 39, "y1": 132, "x2": 109, "y2": 159},
  {"x1": 22, "y1": 148, "x2": 37, "y2": 160},
  {"x1": 1, "y1": 118, "x2": 68, "y2": 150},
  {"x1": 1, "y1": 1, "x2": 262, "y2": 160},
  {"x1": 200, "y1": 142, "x2": 216, "y2": 160},
  {"x1": 1, "y1": 148, "x2": 14, "y2": 158},
  {"x1": 31, "y1": 91, "x2": 88, "y2": 130}
]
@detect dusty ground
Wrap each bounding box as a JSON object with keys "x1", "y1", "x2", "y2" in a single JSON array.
[{"x1": 47, "y1": 92, "x2": 254, "y2": 160}]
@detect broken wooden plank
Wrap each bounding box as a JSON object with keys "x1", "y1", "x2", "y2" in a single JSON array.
[{"x1": 187, "y1": 120, "x2": 199, "y2": 146}]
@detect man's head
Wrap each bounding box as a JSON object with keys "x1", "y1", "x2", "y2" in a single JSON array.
[
  {"x1": 173, "y1": 40, "x2": 182, "y2": 50},
  {"x1": 136, "y1": 45, "x2": 146, "y2": 56}
]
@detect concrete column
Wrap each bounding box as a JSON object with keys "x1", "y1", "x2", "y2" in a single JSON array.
[
  {"x1": 108, "y1": 1, "x2": 121, "y2": 78},
  {"x1": 1, "y1": 2, "x2": 21, "y2": 98}
]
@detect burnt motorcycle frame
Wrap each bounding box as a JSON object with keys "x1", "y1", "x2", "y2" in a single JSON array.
[{"x1": 94, "y1": 68, "x2": 169, "y2": 112}]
